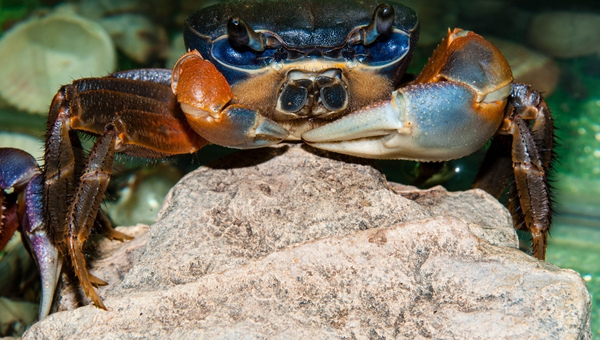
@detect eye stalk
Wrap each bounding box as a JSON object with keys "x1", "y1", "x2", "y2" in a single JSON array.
[
  {"x1": 348, "y1": 3, "x2": 395, "y2": 46},
  {"x1": 227, "y1": 17, "x2": 267, "y2": 52},
  {"x1": 363, "y1": 4, "x2": 395, "y2": 44},
  {"x1": 227, "y1": 17, "x2": 282, "y2": 52}
]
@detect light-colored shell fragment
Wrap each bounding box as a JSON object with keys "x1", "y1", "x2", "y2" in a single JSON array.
[
  {"x1": 99, "y1": 14, "x2": 168, "y2": 64},
  {"x1": 0, "y1": 12, "x2": 116, "y2": 114},
  {"x1": 529, "y1": 11, "x2": 600, "y2": 59},
  {"x1": 0, "y1": 132, "x2": 44, "y2": 163}
]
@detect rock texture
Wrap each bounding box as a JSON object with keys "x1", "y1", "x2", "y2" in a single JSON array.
[{"x1": 24, "y1": 144, "x2": 591, "y2": 339}]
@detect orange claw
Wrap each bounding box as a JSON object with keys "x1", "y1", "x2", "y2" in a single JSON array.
[
  {"x1": 415, "y1": 28, "x2": 513, "y2": 126},
  {"x1": 304, "y1": 28, "x2": 514, "y2": 161},
  {"x1": 416, "y1": 28, "x2": 513, "y2": 91},
  {"x1": 172, "y1": 50, "x2": 233, "y2": 115},
  {"x1": 171, "y1": 50, "x2": 288, "y2": 148}
]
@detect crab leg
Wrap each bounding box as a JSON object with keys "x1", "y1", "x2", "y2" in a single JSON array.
[
  {"x1": 65, "y1": 127, "x2": 117, "y2": 310},
  {"x1": 303, "y1": 29, "x2": 512, "y2": 161},
  {"x1": 24, "y1": 174, "x2": 64, "y2": 319},
  {"x1": 474, "y1": 83, "x2": 554, "y2": 260},
  {"x1": 172, "y1": 50, "x2": 289, "y2": 148},
  {"x1": 508, "y1": 115, "x2": 550, "y2": 259},
  {"x1": 38, "y1": 71, "x2": 213, "y2": 312}
]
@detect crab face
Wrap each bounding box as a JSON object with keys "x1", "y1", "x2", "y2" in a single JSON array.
[{"x1": 183, "y1": 0, "x2": 418, "y2": 137}]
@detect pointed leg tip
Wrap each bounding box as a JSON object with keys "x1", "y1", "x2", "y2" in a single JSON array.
[
  {"x1": 83, "y1": 281, "x2": 107, "y2": 310},
  {"x1": 94, "y1": 299, "x2": 107, "y2": 311},
  {"x1": 89, "y1": 273, "x2": 109, "y2": 287},
  {"x1": 106, "y1": 228, "x2": 134, "y2": 242}
]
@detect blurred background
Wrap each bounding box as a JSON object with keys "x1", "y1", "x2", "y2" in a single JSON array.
[{"x1": 0, "y1": 0, "x2": 598, "y2": 336}]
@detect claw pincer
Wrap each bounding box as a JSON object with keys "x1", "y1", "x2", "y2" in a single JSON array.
[
  {"x1": 0, "y1": 149, "x2": 61, "y2": 319},
  {"x1": 172, "y1": 50, "x2": 288, "y2": 148},
  {"x1": 303, "y1": 29, "x2": 513, "y2": 161}
]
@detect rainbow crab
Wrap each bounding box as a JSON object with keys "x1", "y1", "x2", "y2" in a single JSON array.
[{"x1": 0, "y1": 0, "x2": 554, "y2": 319}]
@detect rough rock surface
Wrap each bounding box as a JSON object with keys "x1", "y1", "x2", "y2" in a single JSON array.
[{"x1": 25, "y1": 144, "x2": 591, "y2": 339}]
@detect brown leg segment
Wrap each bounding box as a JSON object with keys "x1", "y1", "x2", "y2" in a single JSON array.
[
  {"x1": 42, "y1": 74, "x2": 209, "y2": 309},
  {"x1": 96, "y1": 210, "x2": 133, "y2": 242},
  {"x1": 44, "y1": 91, "x2": 81, "y2": 249},
  {"x1": 66, "y1": 127, "x2": 116, "y2": 309},
  {"x1": 474, "y1": 83, "x2": 554, "y2": 260},
  {"x1": 510, "y1": 116, "x2": 551, "y2": 260}
]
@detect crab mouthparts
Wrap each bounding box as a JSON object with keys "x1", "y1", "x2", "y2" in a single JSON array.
[{"x1": 276, "y1": 69, "x2": 348, "y2": 118}]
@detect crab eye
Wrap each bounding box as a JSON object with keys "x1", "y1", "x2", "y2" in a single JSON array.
[
  {"x1": 362, "y1": 4, "x2": 395, "y2": 45},
  {"x1": 227, "y1": 17, "x2": 266, "y2": 52}
]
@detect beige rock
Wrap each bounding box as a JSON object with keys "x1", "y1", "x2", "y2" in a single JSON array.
[{"x1": 24, "y1": 145, "x2": 591, "y2": 339}]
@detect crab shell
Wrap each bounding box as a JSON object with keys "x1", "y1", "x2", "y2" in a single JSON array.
[{"x1": 183, "y1": 0, "x2": 419, "y2": 139}]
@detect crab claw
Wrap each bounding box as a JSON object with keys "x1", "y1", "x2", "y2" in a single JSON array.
[
  {"x1": 172, "y1": 50, "x2": 288, "y2": 148},
  {"x1": 304, "y1": 29, "x2": 513, "y2": 161},
  {"x1": 303, "y1": 81, "x2": 509, "y2": 161},
  {"x1": 0, "y1": 148, "x2": 61, "y2": 319}
]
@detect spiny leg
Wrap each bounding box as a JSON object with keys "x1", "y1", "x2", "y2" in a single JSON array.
[
  {"x1": 508, "y1": 84, "x2": 554, "y2": 260},
  {"x1": 474, "y1": 83, "x2": 554, "y2": 260},
  {"x1": 510, "y1": 83, "x2": 554, "y2": 170},
  {"x1": 95, "y1": 210, "x2": 133, "y2": 242},
  {"x1": 42, "y1": 72, "x2": 210, "y2": 311},
  {"x1": 38, "y1": 87, "x2": 76, "y2": 251},
  {"x1": 66, "y1": 127, "x2": 117, "y2": 309},
  {"x1": 511, "y1": 116, "x2": 551, "y2": 259}
]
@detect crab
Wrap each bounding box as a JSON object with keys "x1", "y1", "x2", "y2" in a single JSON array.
[{"x1": 0, "y1": 0, "x2": 553, "y2": 320}]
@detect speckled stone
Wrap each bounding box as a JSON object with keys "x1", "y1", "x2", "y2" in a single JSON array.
[{"x1": 25, "y1": 144, "x2": 591, "y2": 339}]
